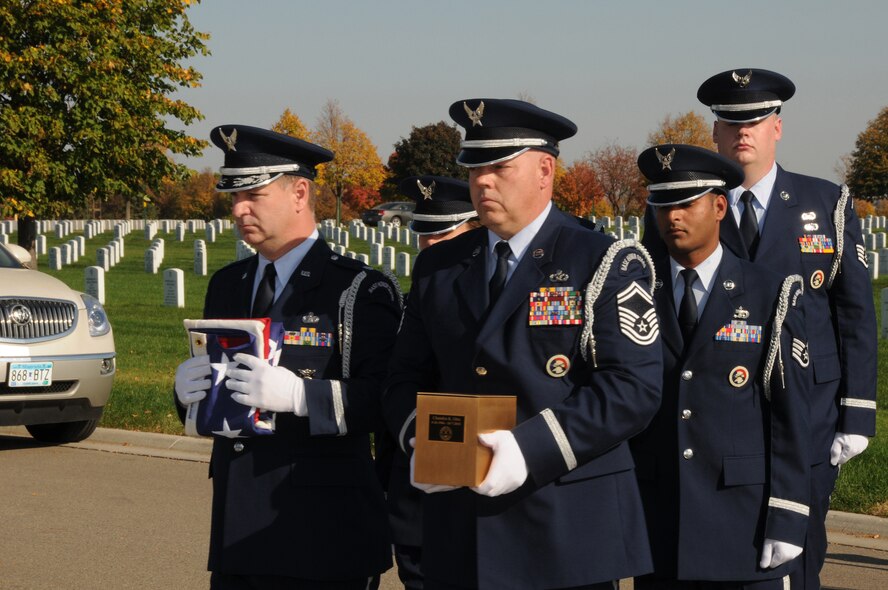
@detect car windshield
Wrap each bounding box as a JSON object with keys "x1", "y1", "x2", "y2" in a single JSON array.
[{"x1": 0, "y1": 246, "x2": 23, "y2": 268}]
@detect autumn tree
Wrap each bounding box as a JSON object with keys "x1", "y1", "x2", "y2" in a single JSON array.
[
  {"x1": 647, "y1": 111, "x2": 716, "y2": 150},
  {"x1": 554, "y1": 160, "x2": 606, "y2": 218},
  {"x1": 150, "y1": 168, "x2": 227, "y2": 220},
  {"x1": 846, "y1": 106, "x2": 888, "y2": 200},
  {"x1": 585, "y1": 143, "x2": 647, "y2": 217},
  {"x1": 312, "y1": 99, "x2": 386, "y2": 225},
  {"x1": 0, "y1": 0, "x2": 208, "y2": 261},
  {"x1": 386, "y1": 121, "x2": 465, "y2": 195},
  {"x1": 272, "y1": 108, "x2": 310, "y2": 141}
]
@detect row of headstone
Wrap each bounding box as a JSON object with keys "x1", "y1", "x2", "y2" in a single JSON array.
[
  {"x1": 0, "y1": 220, "x2": 16, "y2": 234},
  {"x1": 47, "y1": 236, "x2": 88, "y2": 270},
  {"x1": 882, "y1": 288, "x2": 888, "y2": 339},
  {"x1": 95, "y1": 237, "x2": 124, "y2": 272},
  {"x1": 145, "y1": 238, "x2": 165, "y2": 274},
  {"x1": 236, "y1": 240, "x2": 256, "y2": 260}
]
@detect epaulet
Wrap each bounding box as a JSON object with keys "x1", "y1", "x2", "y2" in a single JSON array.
[
  {"x1": 579, "y1": 239, "x2": 656, "y2": 367},
  {"x1": 327, "y1": 252, "x2": 366, "y2": 272},
  {"x1": 826, "y1": 184, "x2": 849, "y2": 288},
  {"x1": 763, "y1": 274, "x2": 804, "y2": 401}
]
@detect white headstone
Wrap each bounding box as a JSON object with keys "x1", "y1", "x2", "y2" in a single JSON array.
[
  {"x1": 882, "y1": 288, "x2": 888, "y2": 339},
  {"x1": 55, "y1": 224, "x2": 64, "y2": 239},
  {"x1": 75, "y1": 236, "x2": 85, "y2": 258},
  {"x1": 145, "y1": 248, "x2": 159, "y2": 274},
  {"x1": 357, "y1": 253, "x2": 370, "y2": 265},
  {"x1": 37, "y1": 235, "x2": 47, "y2": 256},
  {"x1": 194, "y1": 245, "x2": 207, "y2": 276},
  {"x1": 206, "y1": 224, "x2": 217, "y2": 243},
  {"x1": 339, "y1": 232, "x2": 349, "y2": 249},
  {"x1": 67, "y1": 240, "x2": 79, "y2": 262},
  {"x1": 877, "y1": 232, "x2": 887, "y2": 250},
  {"x1": 163, "y1": 268, "x2": 185, "y2": 308},
  {"x1": 370, "y1": 243, "x2": 383, "y2": 266},
  {"x1": 0, "y1": 234, "x2": 7, "y2": 245},
  {"x1": 867, "y1": 252, "x2": 879, "y2": 280},
  {"x1": 84, "y1": 266, "x2": 105, "y2": 304},
  {"x1": 382, "y1": 246, "x2": 396, "y2": 271},
  {"x1": 96, "y1": 247, "x2": 110, "y2": 272},
  {"x1": 49, "y1": 247, "x2": 62, "y2": 270},
  {"x1": 176, "y1": 223, "x2": 186, "y2": 242},
  {"x1": 397, "y1": 252, "x2": 411, "y2": 277}
]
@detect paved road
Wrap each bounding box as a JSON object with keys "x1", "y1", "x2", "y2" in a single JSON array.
[{"x1": 1, "y1": 427, "x2": 886, "y2": 589}]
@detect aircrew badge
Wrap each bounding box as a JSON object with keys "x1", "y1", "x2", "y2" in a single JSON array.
[
  {"x1": 715, "y1": 320, "x2": 762, "y2": 343},
  {"x1": 529, "y1": 287, "x2": 582, "y2": 325},
  {"x1": 798, "y1": 234, "x2": 835, "y2": 254},
  {"x1": 549, "y1": 270, "x2": 569, "y2": 283},
  {"x1": 302, "y1": 312, "x2": 320, "y2": 324},
  {"x1": 733, "y1": 307, "x2": 750, "y2": 320},
  {"x1": 791, "y1": 338, "x2": 809, "y2": 368},
  {"x1": 616, "y1": 281, "x2": 659, "y2": 346}
]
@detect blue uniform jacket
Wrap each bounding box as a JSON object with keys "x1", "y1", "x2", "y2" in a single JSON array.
[
  {"x1": 643, "y1": 166, "x2": 877, "y2": 458},
  {"x1": 383, "y1": 206, "x2": 663, "y2": 589},
  {"x1": 631, "y1": 250, "x2": 811, "y2": 581},
  {"x1": 191, "y1": 239, "x2": 401, "y2": 580}
]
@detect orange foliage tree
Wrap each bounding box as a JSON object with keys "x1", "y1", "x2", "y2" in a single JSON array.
[
  {"x1": 585, "y1": 143, "x2": 647, "y2": 217},
  {"x1": 647, "y1": 111, "x2": 716, "y2": 150}
]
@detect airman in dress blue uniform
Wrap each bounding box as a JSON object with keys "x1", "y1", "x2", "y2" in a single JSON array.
[
  {"x1": 633, "y1": 144, "x2": 812, "y2": 590},
  {"x1": 376, "y1": 175, "x2": 479, "y2": 589},
  {"x1": 383, "y1": 99, "x2": 663, "y2": 590},
  {"x1": 644, "y1": 69, "x2": 877, "y2": 590},
  {"x1": 174, "y1": 126, "x2": 401, "y2": 590}
]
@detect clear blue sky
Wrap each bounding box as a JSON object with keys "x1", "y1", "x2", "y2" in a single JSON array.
[{"x1": 172, "y1": 0, "x2": 888, "y2": 183}]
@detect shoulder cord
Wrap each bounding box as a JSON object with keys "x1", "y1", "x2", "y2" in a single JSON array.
[
  {"x1": 338, "y1": 270, "x2": 367, "y2": 379},
  {"x1": 827, "y1": 184, "x2": 849, "y2": 289},
  {"x1": 763, "y1": 274, "x2": 803, "y2": 401}
]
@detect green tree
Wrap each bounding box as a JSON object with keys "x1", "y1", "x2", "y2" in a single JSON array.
[
  {"x1": 847, "y1": 106, "x2": 888, "y2": 200},
  {"x1": 312, "y1": 99, "x2": 386, "y2": 225},
  {"x1": 386, "y1": 121, "x2": 466, "y2": 195},
  {"x1": 647, "y1": 111, "x2": 716, "y2": 150},
  {"x1": 0, "y1": 0, "x2": 208, "y2": 260}
]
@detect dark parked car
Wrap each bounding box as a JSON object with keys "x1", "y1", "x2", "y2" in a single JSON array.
[{"x1": 361, "y1": 201, "x2": 415, "y2": 227}]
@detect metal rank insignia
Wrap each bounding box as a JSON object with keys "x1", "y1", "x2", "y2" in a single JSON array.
[
  {"x1": 284, "y1": 327, "x2": 333, "y2": 347},
  {"x1": 529, "y1": 287, "x2": 583, "y2": 326},
  {"x1": 714, "y1": 320, "x2": 762, "y2": 343},
  {"x1": 798, "y1": 234, "x2": 835, "y2": 254}
]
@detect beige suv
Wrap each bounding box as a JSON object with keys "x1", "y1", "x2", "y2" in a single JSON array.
[{"x1": 0, "y1": 242, "x2": 115, "y2": 442}]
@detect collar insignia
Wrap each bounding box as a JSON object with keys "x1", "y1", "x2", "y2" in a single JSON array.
[
  {"x1": 219, "y1": 128, "x2": 237, "y2": 152},
  {"x1": 549, "y1": 270, "x2": 569, "y2": 283},
  {"x1": 472, "y1": 246, "x2": 482, "y2": 257},
  {"x1": 732, "y1": 70, "x2": 752, "y2": 88},
  {"x1": 733, "y1": 307, "x2": 750, "y2": 320},
  {"x1": 417, "y1": 179, "x2": 436, "y2": 200},
  {"x1": 655, "y1": 147, "x2": 676, "y2": 171},
  {"x1": 301, "y1": 270, "x2": 311, "y2": 277},
  {"x1": 723, "y1": 280, "x2": 736, "y2": 291},
  {"x1": 532, "y1": 248, "x2": 545, "y2": 259},
  {"x1": 780, "y1": 191, "x2": 790, "y2": 201},
  {"x1": 464, "y1": 100, "x2": 485, "y2": 127}
]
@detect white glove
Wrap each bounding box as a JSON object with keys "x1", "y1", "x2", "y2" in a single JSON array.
[
  {"x1": 226, "y1": 353, "x2": 307, "y2": 415},
  {"x1": 409, "y1": 438, "x2": 459, "y2": 494},
  {"x1": 174, "y1": 354, "x2": 211, "y2": 405},
  {"x1": 760, "y1": 538, "x2": 803, "y2": 569},
  {"x1": 830, "y1": 432, "x2": 869, "y2": 466},
  {"x1": 471, "y1": 430, "x2": 528, "y2": 497}
]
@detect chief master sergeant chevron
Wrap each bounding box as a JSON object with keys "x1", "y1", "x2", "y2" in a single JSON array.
[
  {"x1": 173, "y1": 125, "x2": 401, "y2": 590},
  {"x1": 383, "y1": 98, "x2": 663, "y2": 590}
]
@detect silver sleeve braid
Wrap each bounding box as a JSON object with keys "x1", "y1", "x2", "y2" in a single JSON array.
[
  {"x1": 339, "y1": 270, "x2": 367, "y2": 379},
  {"x1": 579, "y1": 239, "x2": 655, "y2": 368},
  {"x1": 827, "y1": 184, "x2": 849, "y2": 289},
  {"x1": 763, "y1": 274, "x2": 803, "y2": 401}
]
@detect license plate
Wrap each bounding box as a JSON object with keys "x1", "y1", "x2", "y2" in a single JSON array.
[{"x1": 8, "y1": 362, "x2": 53, "y2": 387}]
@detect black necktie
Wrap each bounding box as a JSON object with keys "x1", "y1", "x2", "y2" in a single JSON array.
[
  {"x1": 488, "y1": 241, "x2": 512, "y2": 306},
  {"x1": 678, "y1": 268, "x2": 699, "y2": 342},
  {"x1": 739, "y1": 190, "x2": 760, "y2": 257},
  {"x1": 252, "y1": 262, "x2": 277, "y2": 317}
]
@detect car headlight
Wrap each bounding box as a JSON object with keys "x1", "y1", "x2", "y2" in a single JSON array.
[{"x1": 81, "y1": 294, "x2": 111, "y2": 337}]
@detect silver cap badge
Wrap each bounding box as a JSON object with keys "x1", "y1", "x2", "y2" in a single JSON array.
[
  {"x1": 655, "y1": 147, "x2": 676, "y2": 171},
  {"x1": 219, "y1": 128, "x2": 237, "y2": 152},
  {"x1": 464, "y1": 101, "x2": 485, "y2": 127},
  {"x1": 732, "y1": 70, "x2": 752, "y2": 88},
  {"x1": 417, "y1": 179, "x2": 436, "y2": 200}
]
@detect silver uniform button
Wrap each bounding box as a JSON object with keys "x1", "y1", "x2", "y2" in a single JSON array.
[
  {"x1": 683, "y1": 448, "x2": 694, "y2": 460},
  {"x1": 681, "y1": 409, "x2": 692, "y2": 420},
  {"x1": 681, "y1": 370, "x2": 693, "y2": 381},
  {"x1": 233, "y1": 442, "x2": 245, "y2": 453},
  {"x1": 475, "y1": 366, "x2": 488, "y2": 376}
]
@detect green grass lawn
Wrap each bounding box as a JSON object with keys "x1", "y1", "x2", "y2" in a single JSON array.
[{"x1": 9, "y1": 221, "x2": 887, "y2": 515}]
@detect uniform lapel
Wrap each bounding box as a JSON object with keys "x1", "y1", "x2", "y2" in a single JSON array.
[
  {"x1": 277, "y1": 239, "x2": 327, "y2": 318},
  {"x1": 719, "y1": 210, "x2": 747, "y2": 260},
  {"x1": 755, "y1": 166, "x2": 798, "y2": 261},
  {"x1": 684, "y1": 251, "x2": 745, "y2": 359},
  {"x1": 653, "y1": 259, "x2": 683, "y2": 359},
  {"x1": 453, "y1": 230, "x2": 490, "y2": 326},
  {"x1": 475, "y1": 209, "x2": 560, "y2": 347},
  {"x1": 235, "y1": 256, "x2": 259, "y2": 317}
]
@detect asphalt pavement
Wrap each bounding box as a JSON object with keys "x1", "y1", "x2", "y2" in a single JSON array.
[{"x1": 1, "y1": 426, "x2": 886, "y2": 589}]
